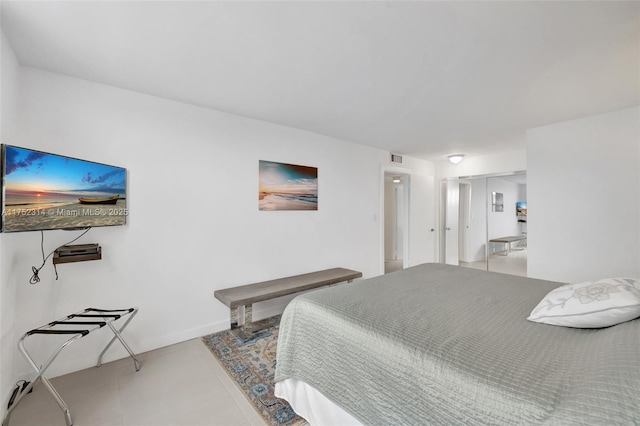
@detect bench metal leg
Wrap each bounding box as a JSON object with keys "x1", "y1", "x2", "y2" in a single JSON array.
[
  {"x1": 230, "y1": 306, "x2": 239, "y2": 331},
  {"x1": 492, "y1": 242, "x2": 510, "y2": 256},
  {"x1": 229, "y1": 280, "x2": 358, "y2": 341},
  {"x1": 243, "y1": 304, "x2": 253, "y2": 339},
  {"x1": 230, "y1": 304, "x2": 255, "y2": 340}
]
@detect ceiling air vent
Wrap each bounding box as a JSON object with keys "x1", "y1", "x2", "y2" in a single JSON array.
[{"x1": 390, "y1": 153, "x2": 403, "y2": 164}]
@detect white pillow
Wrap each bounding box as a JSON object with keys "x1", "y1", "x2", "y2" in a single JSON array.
[{"x1": 528, "y1": 277, "x2": 640, "y2": 328}]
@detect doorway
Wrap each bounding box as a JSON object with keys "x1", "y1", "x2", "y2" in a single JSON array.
[{"x1": 384, "y1": 172, "x2": 408, "y2": 274}]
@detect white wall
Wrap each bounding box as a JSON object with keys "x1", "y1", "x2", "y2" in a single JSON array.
[
  {"x1": 0, "y1": 28, "x2": 22, "y2": 419},
  {"x1": 518, "y1": 184, "x2": 527, "y2": 202},
  {"x1": 527, "y1": 106, "x2": 640, "y2": 282},
  {"x1": 3, "y1": 66, "x2": 435, "y2": 382}
]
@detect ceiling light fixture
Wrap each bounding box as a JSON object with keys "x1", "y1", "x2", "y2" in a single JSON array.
[
  {"x1": 447, "y1": 154, "x2": 465, "y2": 164},
  {"x1": 392, "y1": 176, "x2": 401, "y2": 183}
]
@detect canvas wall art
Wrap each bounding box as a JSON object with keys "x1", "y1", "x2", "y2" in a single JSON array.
[
  {"x1": 492, "y1": 191, "x2": 504, "y2": 212},
  {"x1": 516, "y1": 201, "x2": 527, "y2": 216},
  {"x1": 259, "y1": 160, "x2": 318, "y2": 211}
]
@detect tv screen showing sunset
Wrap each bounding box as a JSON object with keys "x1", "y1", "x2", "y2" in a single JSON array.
[{"x1": 2, "y1": 145, "x2": 127, "y2": 232}]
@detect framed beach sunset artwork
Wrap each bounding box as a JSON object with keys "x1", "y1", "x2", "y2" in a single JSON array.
[{"x1": 259, "y1": 160, "x2": 318, "y2": 211}]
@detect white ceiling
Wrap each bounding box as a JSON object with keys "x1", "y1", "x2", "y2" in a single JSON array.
[{"x1": 2, "y1": 1, "x2": 638, "y2": 161}]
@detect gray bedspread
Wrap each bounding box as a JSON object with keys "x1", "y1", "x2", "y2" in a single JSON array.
[{"x1": 274, "y1": 263, "x2": 640, "y2": 425}]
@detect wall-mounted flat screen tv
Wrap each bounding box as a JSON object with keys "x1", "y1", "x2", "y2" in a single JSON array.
[{"x1": 1, "y1": 144, "x2": 127, "y2": 232}]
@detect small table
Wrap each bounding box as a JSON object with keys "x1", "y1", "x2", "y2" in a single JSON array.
[{"x1": 489, "y1": 236, "x2": 527, "y2": 255}]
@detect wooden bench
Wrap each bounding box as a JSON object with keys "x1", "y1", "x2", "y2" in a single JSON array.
[
  {"x1": 214, "y1": 267, "x2": 362, "y2": 339},
  {"x1": 489, "y1": 235, "x2": 527, "y2": 255}
]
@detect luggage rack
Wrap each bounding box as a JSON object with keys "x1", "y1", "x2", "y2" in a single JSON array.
[{"x1": 2, "y1": 307, "x2": 140, "y2": 426}]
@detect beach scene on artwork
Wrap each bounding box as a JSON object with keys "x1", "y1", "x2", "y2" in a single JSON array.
[
  {"x1": 259, "y1": 160, "x2": 318, "y2": 211},
  {"x1": 2, "y1": 145, "x2": 127, "y2": 232}
]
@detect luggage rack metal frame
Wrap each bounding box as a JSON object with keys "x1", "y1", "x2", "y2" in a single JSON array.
[{"x1": 2, "y1": 307, "x2": 140, "y2": 426}]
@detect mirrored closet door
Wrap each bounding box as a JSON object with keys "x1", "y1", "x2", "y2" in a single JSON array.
[
  {"x1": 441, "y1": 172, "x2": 527, "y2": 277},
  {"x1": 486, "y1": 174, "x2": 527, "y2": 276}
]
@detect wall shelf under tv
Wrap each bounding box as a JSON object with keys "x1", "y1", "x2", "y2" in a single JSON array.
[{"x1": 53, "y1": 244, "x2": 102, "y2": 265}]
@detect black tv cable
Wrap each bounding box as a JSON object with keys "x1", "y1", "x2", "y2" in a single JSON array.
[{"x1": 29, "y1": 227, "x2": 92, "y2": 285}]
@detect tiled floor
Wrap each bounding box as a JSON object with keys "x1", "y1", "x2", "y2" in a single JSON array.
[
  {"x1": 7, "y1": 338, "x2": 266, "y2": 426},
  {"x1": 459, "y1": 249, "x2": 527, "y2": 277}
]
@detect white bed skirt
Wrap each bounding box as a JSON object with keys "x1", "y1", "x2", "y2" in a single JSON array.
[{"x1": 274, "y1": 378, "x2": 363, "y2": 426}]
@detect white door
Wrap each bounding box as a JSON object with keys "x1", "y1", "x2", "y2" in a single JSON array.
[
  {"x1": 444, "y1": 179, "x2": 460, "y2": 265},
  {"x1": 409, "y1": 174, "x2": 436, "y2": 265},
  {"x1": 458, "y1": 183, "x2": 471, "y2": 262}
]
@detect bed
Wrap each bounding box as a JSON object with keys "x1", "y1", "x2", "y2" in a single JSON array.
[{"x1": 274, "y1": 263, "x2": 640, "y2": 425}]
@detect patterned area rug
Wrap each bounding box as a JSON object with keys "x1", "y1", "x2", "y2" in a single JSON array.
[{"x1": 201, "y1": 315, "x2": 307, "y2": 426}]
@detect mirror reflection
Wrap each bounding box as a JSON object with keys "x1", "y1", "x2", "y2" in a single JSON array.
[{"x1": 444, "y1": 172, "x2": 527, "y2": 277}]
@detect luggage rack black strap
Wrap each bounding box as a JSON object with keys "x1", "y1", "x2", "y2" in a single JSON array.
[
  {"x1": 51, "y1": 321, "x2": 107, "y2": 327},
  {"x1": 86, "y1": 308, "x2": 134, "y2": 313},
  {"x1": 27, "y1": 329, "x2": 91, "y2": 337},
  {"x1": 70, "y1": 314, "x2": 122, "y2": 320},
  {"x1": 47, "y1": 319, "x2": 107, "y2": 326}
]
